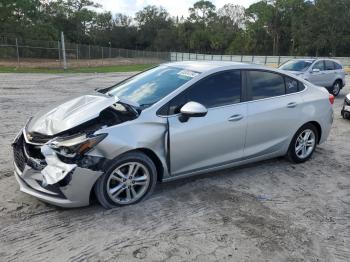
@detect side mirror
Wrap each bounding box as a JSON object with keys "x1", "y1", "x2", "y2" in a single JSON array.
[
  {"x1": 179, "y1": 101, "x2": 207, "y2": 122},
  {"x1": 312, "y1": 68, "x2": 320, "y2": 73}
]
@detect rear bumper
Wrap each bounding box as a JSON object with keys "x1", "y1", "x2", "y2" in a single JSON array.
[
  {"x1": 14, "y1": 161, "x2": 102, "y2": 208},
  {"x1": 319, "y1": 108, "x2": 333, "y2": 144}
]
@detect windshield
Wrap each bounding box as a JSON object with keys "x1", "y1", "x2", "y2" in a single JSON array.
[
  {"x1": 107, "y1": 66, "x2": 199, "y2": 108},
  {"x1": 280, "y1": 60, "x2": 314, "y2": 72}
]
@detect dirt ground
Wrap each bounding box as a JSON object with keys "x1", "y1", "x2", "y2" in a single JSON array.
[{"x1": 0, "y1": 73, "x2": 349, "y2": 262}]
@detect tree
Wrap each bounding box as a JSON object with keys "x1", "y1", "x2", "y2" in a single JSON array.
[
  {"x1": 217, "y1": 4, "x2": 245, "y2": 29},
  {"x1": 188, "y1": 0, "x2": 216, "y2": 26},
  {"x1": 135, "y1": 5, "x2": 173, "y2": 50}
]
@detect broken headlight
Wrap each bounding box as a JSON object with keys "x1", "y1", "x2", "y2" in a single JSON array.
[{"x1": 48, "y1": 133, "x2": 107, "y2": 157}]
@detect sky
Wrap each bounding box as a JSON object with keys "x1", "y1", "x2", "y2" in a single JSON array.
[{"x1": 94, "y1": 0, "x2": 258, "y2": 18}]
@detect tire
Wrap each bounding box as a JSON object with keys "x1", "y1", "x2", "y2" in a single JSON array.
[
  {"x1": 287, "y1": 123, "x2": 318, "y2": 163},
  {"x1": 341, "y1": 109, "x2": 345, "y2": 119},
  {"x1": 94, "y1": 151, "x2": 157, "y2": 209},
  {"x1": 331, "y1": 80, "x2": 342, "y2": 96}
]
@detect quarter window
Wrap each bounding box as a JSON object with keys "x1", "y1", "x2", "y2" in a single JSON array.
[
  {"x1": 298, "y1": 82, "x2": 306, "y2": 91},
  {"x1": 248, "y1": 71, "x2": 285, "y2": 100},
  {"x1": 333, "y1": 62, "x2": 342, "y2": 70},
  {"x1": 285, "y1": 77, "x2": 298, "y2": 94},
  {"x1": 313, "y1": 61, "x2": 325, "y2": 71},
  {"x1": 167, "y1": 70, "x2": 242, "y2": 114}
]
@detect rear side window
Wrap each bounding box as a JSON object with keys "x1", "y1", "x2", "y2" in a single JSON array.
[
  {"x1": 164, "y1": 70, "x2": 241, "y2": 115},
  {"x1": 325, "y1": 60, "x2": 335, "y2": 70},
  {"x1": 248, "y1": 71, "x2": 285, "y2": 100},
  {"x1": 334, "y1": 62, "x2": 342, "y2": 70},
  {"x1": 313, "y1": 61, "x2": 325, "y2": 71}
]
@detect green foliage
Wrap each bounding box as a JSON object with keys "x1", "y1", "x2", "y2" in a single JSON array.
[{"x1": 1, "y1": 0, "x2": 350, "y2": 56}]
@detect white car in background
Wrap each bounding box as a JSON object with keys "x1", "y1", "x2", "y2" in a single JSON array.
[{"x1": 279, "y1": 58, "x2": 346, "y2": 96}]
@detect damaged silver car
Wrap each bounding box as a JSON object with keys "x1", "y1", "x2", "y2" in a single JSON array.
[{"x1": 12, "y1": 61, "x2": 333, "y2": 209}]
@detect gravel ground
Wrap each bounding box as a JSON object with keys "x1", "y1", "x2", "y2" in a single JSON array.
[{"x1": 0, "y1": 73, "x2": 349, "y2": 262}]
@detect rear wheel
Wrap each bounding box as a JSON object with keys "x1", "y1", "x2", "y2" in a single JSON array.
[
  {"x1": 94, "y1": 151, "x2": 157, "y2": 209},
  {"x1": 287, "y1": 123, "x2": 318, "y2": 163},
  {"x1": 332, "y1": 80, "x2": 342, "y2": 96}
]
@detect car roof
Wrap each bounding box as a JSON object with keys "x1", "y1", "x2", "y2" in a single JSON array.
[
  {"x1": 288, "y1": 58, "x2": 316, "y2": 63},
  {"x1": 163, "y1": 61, "x2": 260, "y2": 73},
  {"x1": 289, "y1": 58, "x2": 342, "y2": 64}
]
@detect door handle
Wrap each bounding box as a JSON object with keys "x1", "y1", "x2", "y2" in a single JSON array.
[
  {"x1": 287, "y1": 102, "x2": 297, "y2": 108},
  {"x1": 228, "y1": 114, "x2": 243, "y2": 122}
]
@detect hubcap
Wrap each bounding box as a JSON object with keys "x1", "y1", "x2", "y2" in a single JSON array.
[
  {"x1": 295, "y1": 129, "x2": 316, "y2": 159},
  {"x1": 107, "y1": 162, "x2": 150, "y2": 204},
  {"x1": 333, "y1": 83, "x2": 340, "y2": 95}
]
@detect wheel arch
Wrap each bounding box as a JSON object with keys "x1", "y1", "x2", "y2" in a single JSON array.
[
  {"x1": 136, "y1": 148, "x2": 164, "y2": 182},
  {"x1": 89, "y1": 147, "x2": 165, "y2": 204},
  {"x1": 334, "y1": 78, "x2": 343, "y2": 87},
  {"x1": 306, "y1": 121, "x2": 322, "y2": 144}
]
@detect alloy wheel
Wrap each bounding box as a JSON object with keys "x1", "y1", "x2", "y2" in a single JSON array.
[
  {"x1": 294, "y1": 129, "x2": 316, "y2": 159},
  {"x1": 333, "y1": 82, "x2": 340, "y2": 95},
  {"x1": 107, "y1": 162, "x2": 150, "y2": 205}
]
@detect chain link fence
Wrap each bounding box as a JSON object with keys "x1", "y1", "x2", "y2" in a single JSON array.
[
  {"x1": 0, "y1": 36, "x2": 170, "y2": 68},
  {"x1": 2, "y1": 35, "x2": 350, "y2": 71}
]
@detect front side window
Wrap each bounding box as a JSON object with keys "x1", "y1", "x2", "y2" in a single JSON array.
[
  {"x1": 313, "y1": 61, "x2": 325, "y2": 71},
  {"x1": 248, "y1": 71, "x2": 285, "y2": 100},
  {"x1": 165, "y1": 70, "x2": 241, "y2": 115},
  {"x1": 107, "y1": 66, "x2": 199, "y2": 108},
  {"x1": 325, "y1": 60, "x2": 335, "y2": 70}
]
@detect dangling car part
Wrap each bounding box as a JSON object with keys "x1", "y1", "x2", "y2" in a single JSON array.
[
  {"x1": 12, "y1": 62, "x2": 333, "y2": 209},
  {"x1": 341, "y1": 93, "x2": 350, "y2": 119}
]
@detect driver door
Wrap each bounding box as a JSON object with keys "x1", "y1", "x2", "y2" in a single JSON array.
[{"x1": 166, "y1": 70, "x2": 247, "y2": 176}]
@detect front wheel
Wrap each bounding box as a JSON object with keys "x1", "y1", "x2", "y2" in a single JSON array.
[
  {"x1": 287, "y1": 124, "x2": 318, "y2": 163},
  {"x1": 94, "y1": 151, "x2": 157, "y2": 209}
]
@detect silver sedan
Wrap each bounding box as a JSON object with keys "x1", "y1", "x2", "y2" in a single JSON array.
[{"x1": 12, "y1": 61, "x2": 334, "y2": 208}]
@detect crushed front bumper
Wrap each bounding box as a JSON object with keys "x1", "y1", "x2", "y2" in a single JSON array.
[
  {"x1": 13, "y1": 133, "x2": 103, "y2": 208},
  {"x1": 14, "y1": 161, "x2": 102, "y2": 208}
]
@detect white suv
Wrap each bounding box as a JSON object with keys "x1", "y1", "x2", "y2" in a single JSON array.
[{"x1": 279, "y1": 58, "x2": 346, "y2": 96}]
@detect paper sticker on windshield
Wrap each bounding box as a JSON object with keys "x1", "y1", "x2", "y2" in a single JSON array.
[{"x1": 177, "y1": 70, "x2": 199, "y2": 78}]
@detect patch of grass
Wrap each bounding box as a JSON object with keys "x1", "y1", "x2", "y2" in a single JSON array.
[{"x1": 0, "y1": 64, "x2": 156, "y2": 73}]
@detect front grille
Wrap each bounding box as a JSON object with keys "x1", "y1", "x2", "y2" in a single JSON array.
[
  {"x1": 13, "y1": 134, "x2": 47, "y2": 172},
  {"x1": 24, "y1": 142, "x2": 45, "y2": 160},
  {"x1": 13, "y1": 135, "x2": 27, "y2": 172}
]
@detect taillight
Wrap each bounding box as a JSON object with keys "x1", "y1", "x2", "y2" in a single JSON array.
[{"x1": 329, "y1": 94, "x2": 335, "y2": 105}]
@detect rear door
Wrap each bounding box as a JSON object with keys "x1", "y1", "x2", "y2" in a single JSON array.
[
  {"x1": 324, "y1": 60, "x2": 336, "y2": 87},
  {"x1": 166, "y1": 70, "x2": 248, "y2": 176},
  {"x1": 309, "y1": 60, "x2": 328, "y2": 86},
  {"x1": 244, "y1": 70, "x2": 304, "y2": 158}
]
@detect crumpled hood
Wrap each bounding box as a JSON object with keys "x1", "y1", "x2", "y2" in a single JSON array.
[{"x1": 27, "y1": 94, "x2": 118, "y2": 136}]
